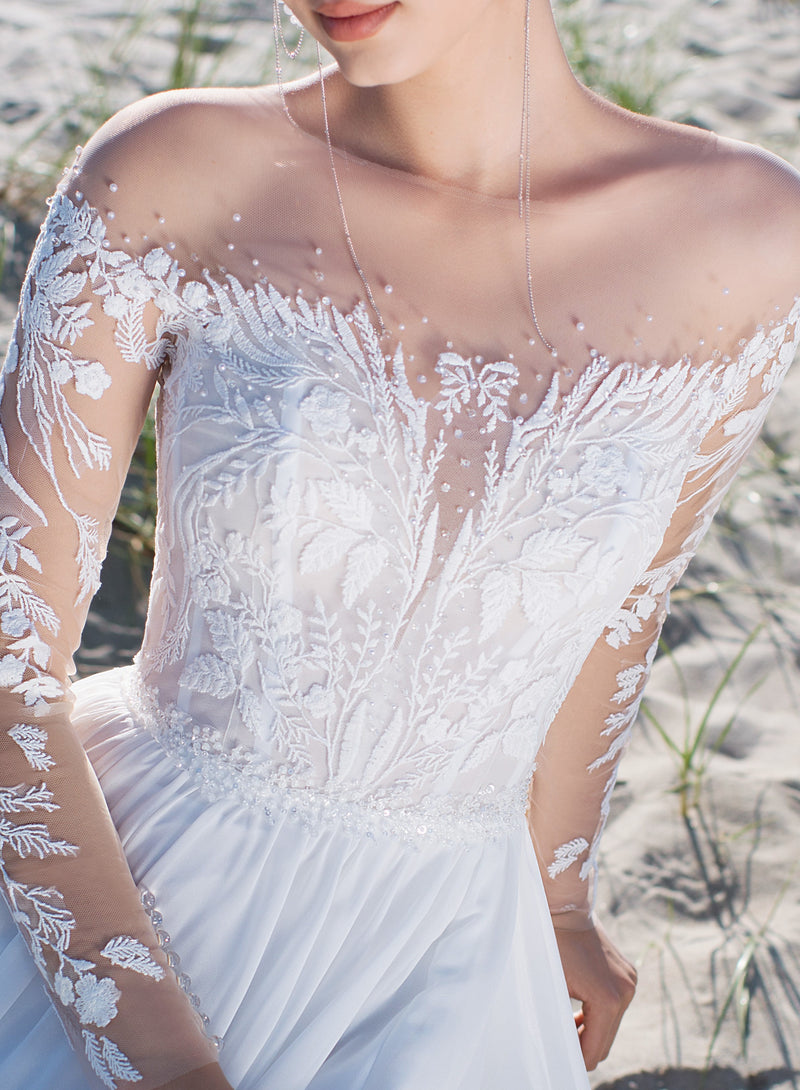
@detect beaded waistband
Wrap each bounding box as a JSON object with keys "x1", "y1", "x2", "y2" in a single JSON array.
[{"x1": 121, "y1": 667, "x2": 527, "y2": 847}]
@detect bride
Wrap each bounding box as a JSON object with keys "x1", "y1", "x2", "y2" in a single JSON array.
[{"x1": 0, "y1": 1, "x2": 798, "y2": 1087}]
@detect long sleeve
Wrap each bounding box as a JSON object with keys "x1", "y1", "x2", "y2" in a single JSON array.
[
  {"x1": 0, "y1": 185, "x2": 220, "y2": 1086},
  {"x1": 528, "y1": 306, "x2": 800, "y2": 929}
]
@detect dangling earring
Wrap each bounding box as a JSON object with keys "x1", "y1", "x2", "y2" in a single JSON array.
[
  {"x1": 275, "y1": 1, "x2": 305, "y2": 59},
  {"x1": 273, "y1": 0, "x2": 305, "y2": 121}
]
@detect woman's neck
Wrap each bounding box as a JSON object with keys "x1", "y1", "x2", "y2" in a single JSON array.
[{"x1": 323, "y1": 0, "x2": 589, "y2": 199}]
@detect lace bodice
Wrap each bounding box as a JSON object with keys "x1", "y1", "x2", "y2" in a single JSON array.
[{"x1": 1, "y1": 85, "x2": 799, "y2": 1086}]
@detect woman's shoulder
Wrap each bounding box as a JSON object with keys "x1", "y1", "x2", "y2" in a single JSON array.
[
  {"x1": 603, "y1": 104, "x2": 800, "y2": 320},
  {"x1": 643, "y1": 113, "x2": 799, "y2": 244},
  {"x1": 681, "y1": 127, "x2": 800, "y2": 319},
  {"x1": 61, "y1": 86, "x2": 289, "y2": 247}
]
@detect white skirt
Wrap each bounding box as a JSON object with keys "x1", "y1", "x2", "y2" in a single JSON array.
[{"x1": 0, "y1": 668, "x2": 590, "y2": 1089}]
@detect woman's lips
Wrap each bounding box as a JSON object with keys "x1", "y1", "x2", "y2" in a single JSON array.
[{"x1": 316, "y1": 2, "x2": 399, "y2": 42}]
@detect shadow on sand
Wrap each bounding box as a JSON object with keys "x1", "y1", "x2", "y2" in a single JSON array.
[{"x1": 594, "y1": 1065, "x2": 799, "y2": 1090}]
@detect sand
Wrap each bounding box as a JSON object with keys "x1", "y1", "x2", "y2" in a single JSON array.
[{"x1": 0, "y1": 1, "x2": 799, "y2": 1087}]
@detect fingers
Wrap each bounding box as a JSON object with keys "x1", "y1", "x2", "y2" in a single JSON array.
[
  {"x1": 553, "y1": 918, "x2": 637, "y2": 1072},
  {"x1": 577, "y1": 963, "x2": 638, "y2": 1070}
]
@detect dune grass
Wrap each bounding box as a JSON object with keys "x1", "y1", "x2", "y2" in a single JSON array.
[{"x1": 640, "y1": 626, "x2": 765, "y2": 820}]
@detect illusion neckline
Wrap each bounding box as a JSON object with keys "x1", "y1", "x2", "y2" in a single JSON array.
[{"x1": 55, "y1": 189, "x2": 800, "y2": 405}]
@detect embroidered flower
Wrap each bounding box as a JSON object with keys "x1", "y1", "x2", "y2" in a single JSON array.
[
  {"x1": 578, "y1": 444, "x2": 628, "y2": 496},
  {"x1": 194, "y1": 569, "x2": 232, "y2": 609},
  {"x1": 269, "y1": 600, "x2": 303, "y2": 638},
  {"x1": 50, "y1": 356, "x2": 73, "y2": 386},
  {"x1": 1, "y1": 609, "x2": 30, "y2": 637},
  {"x1": 182, "y1": 280, "x2": 212, "y2": 310},
  {"x1": 74, "y1": 973, "x2": 121, "y2": 1028},
  {"x1": 53, "y1": 971, "x2": 75, "y2": 1006},
  {"x1": 142, "y1": 248, "x2": 174, "y2": 280},
  {"x1": 73, "y1": 359, "x2": 112, "y2": 400},
  {"x1": 303, "y1": 683, "x2": 336, "y2": 718},
  {"x1": 0, "y1": 654, "x2": 26, "y2": 688},
  {"x1": 299, "y1": 386, "x2": 350, "y2": 436}
]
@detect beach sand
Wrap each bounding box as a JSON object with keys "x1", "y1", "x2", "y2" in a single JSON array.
[{"x1": 1, "y1": 2, "x2": 799, "y2": 1087}]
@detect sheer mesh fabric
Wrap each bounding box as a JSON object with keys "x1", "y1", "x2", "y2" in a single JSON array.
[{"x1": 0, "y1": 80, "x2": 799, "y2": 1084}]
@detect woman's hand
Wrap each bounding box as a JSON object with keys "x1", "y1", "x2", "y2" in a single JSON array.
[
  {"x1": 552, "y1": 916, "x2": 637, "y2": 1072},
  {"x1": 155, "y1": 1062, "x2": 235, "y2": 1090}
]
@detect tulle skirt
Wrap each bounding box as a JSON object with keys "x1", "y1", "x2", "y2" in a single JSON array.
[{"x1": 0, "y1": 668, "x2": 590, "y2": 1089}]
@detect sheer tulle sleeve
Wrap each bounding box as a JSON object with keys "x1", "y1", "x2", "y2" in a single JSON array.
[
  {"x1": 527, "y1": 306, "x2": 800, "y2": 930},
  {"x1": 0, "y1": 186, "x2": 220, "y2": 1086}
]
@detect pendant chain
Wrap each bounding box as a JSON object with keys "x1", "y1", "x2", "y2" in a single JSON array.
[
  {"x1": 274, "y1": 0, "x2": 556, "y2": 355},
  {"x1": 317, "y1": 45, "x2": 387, "y2": 336},
  {"x1": 520, "y1": 0, "x2": 557, "y2": 357}
]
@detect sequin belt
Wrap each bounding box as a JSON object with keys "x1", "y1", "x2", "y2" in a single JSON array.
[{"x1": 121, "y1": 667, "x2": 527, "y2": 848}]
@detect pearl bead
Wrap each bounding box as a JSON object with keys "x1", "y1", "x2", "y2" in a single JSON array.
[
  {"x1": 158, "y1": 216, "x2": 166, "y2": 225},
  {"x1": 109, "y1": 182, "x2": 118, "y2": 193},
  {"x1": 233, "y1": 212, "x2": 242, "y2": 222},
  {"x1": 107, "y1": 210, "x2": 115, "y2": 220},
  {"x1": 576, "y1": 321, "x2": 585, "y2": 332},
  {"x1": 384, "y1": 284, "x2": 394, "y2": 294}
]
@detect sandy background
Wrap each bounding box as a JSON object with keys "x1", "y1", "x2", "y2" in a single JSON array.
[{"x1": 1, "y1": 1, "x2": 800, "y2": 1087}]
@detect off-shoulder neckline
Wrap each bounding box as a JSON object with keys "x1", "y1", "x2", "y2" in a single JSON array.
[{"x1": 52, "y1": 188, "x2": 800, "y2": 392}]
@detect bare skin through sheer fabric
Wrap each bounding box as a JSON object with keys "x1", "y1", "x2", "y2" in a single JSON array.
[{"x1": 1, "y1": 7, "x2": 800, "y2": 1087}]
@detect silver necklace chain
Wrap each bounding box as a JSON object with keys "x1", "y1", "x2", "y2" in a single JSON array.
[
  {"x1": 520, "y1": 0, "x2": 557, "y2": 357},
  {"x1": 274, "y1": 0, "x2": 556, "y2": 355},
  {"x1": 317, "y1": 45, "x2": 388, "y2": 336}
]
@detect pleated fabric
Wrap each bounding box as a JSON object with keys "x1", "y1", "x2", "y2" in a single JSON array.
[{"x1": 0, "y1": 668, "x2": 589, "y2": 1089}]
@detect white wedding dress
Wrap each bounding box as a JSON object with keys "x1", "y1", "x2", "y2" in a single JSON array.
[{"x1": 0, "y1": 85, "x2": 798, "y2": 1089}]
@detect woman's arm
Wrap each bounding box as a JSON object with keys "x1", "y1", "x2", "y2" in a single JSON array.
[
  {"x1": 527, "y1": 566, "x2": 664, "y2": 1069},
  {"x1": 528, "y1": 295, "x2": 800, "y2": 1070},
  {"x1": 0, "y1": 132, "x2": 231, "y2": 1088}
]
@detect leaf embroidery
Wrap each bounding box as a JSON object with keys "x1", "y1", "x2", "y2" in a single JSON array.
[{"x1": 101, "y1": 937, "x2": 165, "y2": 981}]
